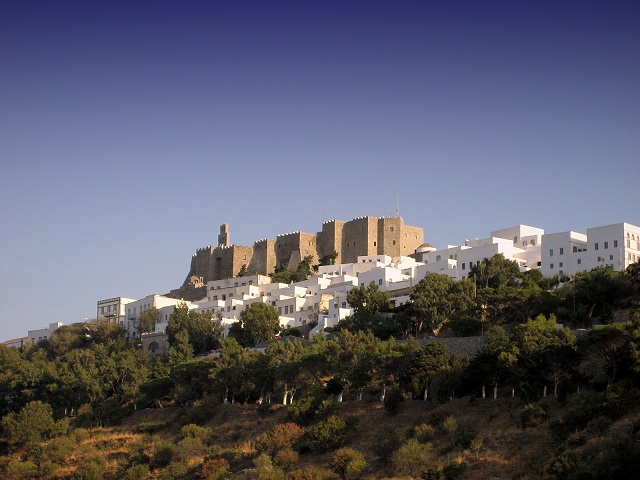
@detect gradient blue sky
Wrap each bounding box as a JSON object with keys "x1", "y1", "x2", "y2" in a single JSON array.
[{"x1": 1, "y1": 1, "x2": 639, "y2": 341}]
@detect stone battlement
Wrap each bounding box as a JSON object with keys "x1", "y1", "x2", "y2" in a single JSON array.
[{"x1": 176, "y1": 216, "x2": 424, "y2": 290}]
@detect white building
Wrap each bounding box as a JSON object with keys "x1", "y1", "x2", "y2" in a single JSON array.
[
  {"x1": 2, "y1": 337, "x2": 28, "y2": 348},
  {"x1": 96, "y1": 297, "x2": 136, "y2": 325},
  {"x1": 95, "y1": 221, "x2": 639, "y2": 346},
  {"x1": 541, "y1": 222, "x2": 640, "y2": 277},
  {"x1": 415, "y1": 225, "x2": 544, "y2": 280},
  {"x1": 27, "y1": 322, "x2": 63, "y2": 343},
  {"x1": 540, "y1": 231, "x2": 588, "y2": 278},
  {"x1": 125, "y1": 294, "x2": 192, "y2": 338}
]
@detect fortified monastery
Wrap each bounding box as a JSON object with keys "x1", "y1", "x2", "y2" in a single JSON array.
[
  {"x1": 170, "y1": 216, "x2": 424, "y2": 300},
  {"x1": 4, "y1": 217, "x2": 640, "y2": 351}
]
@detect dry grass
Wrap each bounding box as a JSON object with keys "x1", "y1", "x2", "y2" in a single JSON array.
[{"x1": 5, "y1": 396, "x2": 565, "y2": 479}]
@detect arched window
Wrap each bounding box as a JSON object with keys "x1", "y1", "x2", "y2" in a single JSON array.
[{"x1": 436, "y1": 255, "x2": 441, "y2": 261}]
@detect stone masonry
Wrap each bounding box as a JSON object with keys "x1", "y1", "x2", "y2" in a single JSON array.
[{"x1": 173, "y1": 216, "x2": 424, "y2": 298}]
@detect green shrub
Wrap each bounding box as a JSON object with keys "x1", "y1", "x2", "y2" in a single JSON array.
[
  {"x1": 129, "y1": 441, "x2": 151, "y2": 466},
  {"x1": 1, "y1": 401, "x2": 68, "y2": 449},
  {"x1": 442, "y1": 461, "x2": 467, "y2": 480},
  {"x1": 391, "y1": 439, "x2": 433, "y2": 477},
  {"x1": 255, "y1": 422, "x2": 304, "y2": 457},
  {"x1": 421, "y1": 466, "x2": 441, "y2": 480},
  {"x1": 38, "y1": 459, "x2": 59, "y2": 478},
  {"x1": 180, "y1": 423, "x2": 210, "y2": 439},
  {"x1": 253, "y1": 453, "x2": 285, "y2": 480},
  {"x1": 330, "y1": 447, "x2": 368, "y2": 480},
  {"x1": 586, "y1": 416, "x2": 613, "y2": 434},
  {"x1": 208, "y1": 444, "x2": 240, "y2": 465},
  {"x1": 121, "y1": 464, "x2": 150, "y2": 480},
  {"x1": 177, "y1": 437, "x2": 208, "y2": 461},
  {"x1": 73, "y1": 404, "x2": 98, "y2": 428},
  {"x1": 72, "y1": 456, "x2": 106, "y2": 480},
  {"x1": 159, "y1": 461, "x2": 188, "y2": 480},
  {"x1": 308, "y1": 415, "x2": 356, "y2": 452},
  {"x1": 72, "y1": 428, "x2": 90, "y2": 442},
  {"x1": 150, "y1": 441, "x2": 178, "y2": 469},
  {"x1": 5, "y1": 460, "x2": 39, "y2": 479},
  {"x1": 413, "y1": 423, "x2": 436, "y2": 443},
  {"x1": 46, "y1": 435, "x2": 77, "y2": 463},
  {"x1": 454, "y1": 425, "x2": 477, "y2": 449},
  {"x1": 136, "y1": 421, "x2": 163, "y2": 434},
  {"x1": 521, "y1": 403, "x2": 548, "y2": 428},
  {"x1": 545, "y1": 452, "x2": 577, "y2": 479},
  {"x1": 273, "y1": 448, "x2": 299, "y2": 471},
  {"x1": 200, "y1": 458, "x2": 231, "y2": 479},
  {"x1": 288, "y1": 394, "x2": 332, "y2": 425}
]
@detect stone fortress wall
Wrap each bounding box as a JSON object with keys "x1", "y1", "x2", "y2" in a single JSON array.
[{"x1": 173, "y1": 216, "x2": 424, "y2": 298}]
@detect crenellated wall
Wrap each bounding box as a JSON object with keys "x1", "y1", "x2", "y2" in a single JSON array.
[{"x1": 176, "y1": 217, "x2": 424, "y2": 292}]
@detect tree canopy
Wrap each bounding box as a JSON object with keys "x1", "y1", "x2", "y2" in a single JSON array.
[
  {"x1": 166, "y1": 303, "x2": 223, "y2": 355},
  {"x1": 228, "y1": 302, "x2": 281, "y2": 347}
]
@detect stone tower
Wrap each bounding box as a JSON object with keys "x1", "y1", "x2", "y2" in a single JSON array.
[{"x1": 218, "y1": 224, "x2": 230, "y2": 247}]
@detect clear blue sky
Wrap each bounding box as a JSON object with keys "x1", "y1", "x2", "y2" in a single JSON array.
[{"x1": 1, "y1": 1, "x2": 638, "y2": 341}]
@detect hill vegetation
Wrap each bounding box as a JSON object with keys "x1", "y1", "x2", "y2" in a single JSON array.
[{"x1": 1, "y1": 257, "x2": 640, "y2": 479}]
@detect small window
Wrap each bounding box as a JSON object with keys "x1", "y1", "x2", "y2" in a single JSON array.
[
  {"x1": 604, "y1": 242, "x2": 609, "y2": 249},
  {"x1": 577, "y1": 259, "x2": 582, "y2": 265},
  {"x1": 390, "y1": 227, "x2": 394, "y2": 232},
  {"x1": 461, "y1": 263, "x2": 466, "y2": 270},
  {"x1": 595, "y1": 243, "x2": 599, "y2": 250},
  {"x1": 549, "y1": 249, "x2": 554, "y2": 257},
  {"x1": 392, "y1": 240, "x2": 396, "y2": 245},
  {"x1": 614, "y1": 240, "x2": 618, "y2": 248},
  {"x1": 559, "y1": 262, "x2": 563, "y2": 267},
  {"x1": 550, "y1": 263, "x2": 554, "y2": 269},
  {"x1": 559, "y1": 248, "x2": 564, "y2": 255},
  {"x1": 609, "y1": 255, "x2": 613, "y2": 261},
  {"x1": 378, "y1": 279, "x2": 382, "y2": 285}
]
